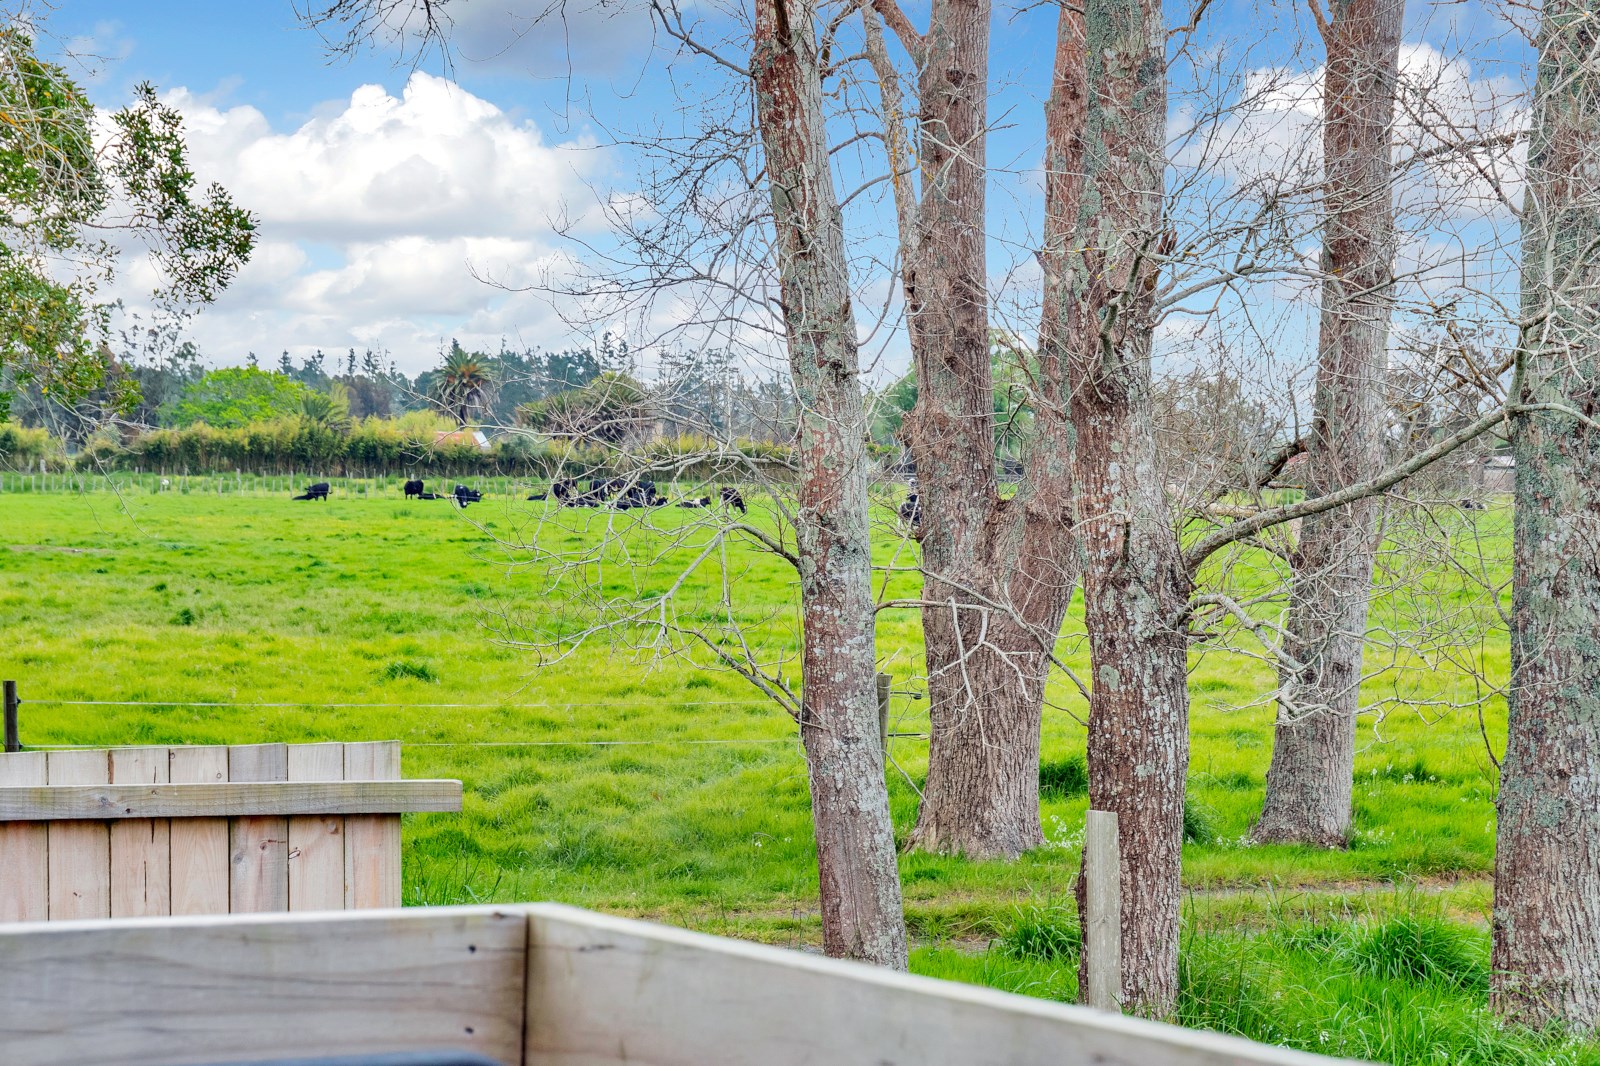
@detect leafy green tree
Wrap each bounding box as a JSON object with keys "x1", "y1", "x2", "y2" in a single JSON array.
[
  {"x1": 168, "y1": 367, "x2": 307, "y2": 428},
  {"x1": 0, "y1": 24, "x2": 255, "y2": 420}
]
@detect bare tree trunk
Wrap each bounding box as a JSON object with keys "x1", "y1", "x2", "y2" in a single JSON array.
[
  {"x1": 863, "y1": 0, "x2": 1081, "y2": 859},
  {"x1": 751, "y1": 0, "x2": 909, "y2": 970},
  {"x1": 1492, "y1": 0, "x2": 1600, "y2": 1028},
  {"x1": 1254, "y1": 0, "x2": 1403, "y2": 848},
  {"x1": 1046, "y1": 0, "x2": 1187, "y2": 1017}
]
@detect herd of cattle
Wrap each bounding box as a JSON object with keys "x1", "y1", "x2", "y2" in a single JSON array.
[
  {"x1": 291, "y1": 478, "x2": 744, "y2": 513},
  {"x1": 289, "y1": 479, "x2": 930, "y2": 527},
  {"x1": 529, "y1": 478, "x2": 746, "y2": 513}
]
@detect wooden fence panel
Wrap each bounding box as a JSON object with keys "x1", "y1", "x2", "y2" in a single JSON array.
[
  {"x1": 229, "y1": 743, "x2": 289, "y2": 913},
  {"x1": 0, "y1": 908, "x2": 528, "y2": 1066},
  {"x1": 0, "y1": 751, "x2": 47, "y2": 921},
  {"x1": 45, "y1": 750, "x2": 109, "y2": 920},
  {"x1": 345, "y1": 740, "x2": 403, "y2": 909},
  {"x1": 0, "y1": 905, "x2": 1359, "y2": 1066},
  {"x1": 523, "y1": 904, "x2": 1358, "y2": 1066},
  {"x1": 168, "y1": 745, "x2": 231, "y2": 915},
  {"x1": 288, "y1": 742, "x2": 346, "y2": 911},
  {"x1": 109, "y1": 747, "x2": 171, "y2": 918},
  {"x1": 0, "y1": 742, "x2": 456, "y2": 922}
]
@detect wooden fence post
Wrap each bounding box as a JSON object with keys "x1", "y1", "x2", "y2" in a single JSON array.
[
  {"x1": 1083, "y1": 809, "x2": 1122, "y2": 1012},
  {"x1": 875, "y1": 672, "x2": 891, "y2": 759},
  {"x1": 4, "y1": 680, "x2": 19, "y2": 753}
]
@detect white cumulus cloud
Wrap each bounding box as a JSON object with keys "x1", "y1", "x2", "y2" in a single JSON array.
[{"x1": 112, "y1": 72, "x2": 609, "y2": 373}]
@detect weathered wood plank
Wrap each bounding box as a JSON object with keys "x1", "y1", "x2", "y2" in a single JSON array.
[
  {"x1": 0, "y1": 751, "x2": 48, "y2": 921},
  {"x1": 344, "y1": 740, "x2": 402, "y2": 909},
  {"x1": 288, "y1": 742, "x2": 346, "y2": 911},
  {"x1": 0, "y1": 907, "x2": 528, "y2": 1066},
  {"x1": 1083, "y1": 809, "x2": 1122, "y2": 1011},
  {"x1": 167, "y1": 746, "x2": 229, "y2": 915},
  {"x1": 229, "y1": 743, "x2": 289, "y2": 914},
  {"x1": 523, "y1": 904, "x2": 1362, "y2": 1066},
  {"x1": 0, "y1": 780, "x2": 463, "y2": 820},
  {"x1": 108, "y1": 748, "x2": 171, "y2": 918},
  {"x1": 45, "y1": 750, "x2": 109, "y2": 920}
]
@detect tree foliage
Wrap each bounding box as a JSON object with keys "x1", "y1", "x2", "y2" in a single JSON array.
[
  {"x1": 0, "y1": 23, "x2": 255, "y2": 420},
  {"x1": 168, "y1": 367, "x2": 309, "y2": 429}
]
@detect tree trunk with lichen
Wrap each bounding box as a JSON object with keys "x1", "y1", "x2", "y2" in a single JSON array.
[
  {"x1": 1254, "y1": 0, "x2": 1403, "y2": 849},
  {"x1": 1491, "y1": 0, "x2": 1600, "y2": 1028},
  {"x1": 870, "y1": 0, "x2": 1080, "y2": 860},
  {"x1": 752, "y1": 0, "x2": 908, "y2": 970},
  {"x1": 1047, "y1": 0, "x2": 1188, "y2": 1017}
]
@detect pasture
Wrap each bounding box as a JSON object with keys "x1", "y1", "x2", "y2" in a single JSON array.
[{"x1": 4, "y1": 481, "x2": 1587, "y2": 1063}]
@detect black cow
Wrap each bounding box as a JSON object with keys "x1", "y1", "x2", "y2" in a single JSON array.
[
  {"x1": 570, "y1": 480, "x2": 607, "y2": 507},
  {"x1": 719, "y1": 487, "x2": 747, "y2": 514},
  {"x1": 527, "y1": 478, "x2": 576, "y2": 503},
  {"x1": 453, "y1": 484, "x2": 483, "y2": 507},
  {"x1": 615, "y1": 481, "x2": 667, "y2": 510},
  {"x1": 1458, "y1": 498, "x2": 1487, "y2": 511},
  {"x1": 677, "y1": 496, "x2": 713, "y2": 509},
  {"x1": 898, "y1": 492, "x2": 921, "y2": 527},
  {"x1": 293, "y1": 482, "x2": 330, "y2": 501},
  {"x1": 404, "y1": 479, "x2": 425, "y2": 499}
]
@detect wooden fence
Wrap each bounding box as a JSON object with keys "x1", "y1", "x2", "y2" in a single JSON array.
[
  {"x1": 0, "y1": 741, "x2": 460, "y2": 921},
  {"x1": 0, "y1": 903, "x2": 1364, "y2": 1066}
]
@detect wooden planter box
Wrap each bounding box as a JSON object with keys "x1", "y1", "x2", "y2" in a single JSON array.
[
  {"x1": 0, "y1": 903, "x2": 1362, "y2": 1066},
  {"x1": 0, "y1": 742, "x2": 460, "y2": 920}
]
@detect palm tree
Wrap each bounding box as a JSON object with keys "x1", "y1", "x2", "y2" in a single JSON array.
[
  {"x1": 435, "y1": 345, "x2": 493, "y2": 427},
  {"x1": 299, "y1": 381, "x2": 352, "y2": 433}
]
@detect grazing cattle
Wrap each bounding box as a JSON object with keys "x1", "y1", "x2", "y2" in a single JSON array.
[
  {"x1": 527, "y1": 478, "x2": 576, "y2": 503},
  {"x1": 293, "y1": 482, "x2": 330, "y2": 501},
  {"x1": 719, "y1": 487, "x2": 747, "y2": 514},
  {"x1": 898, "y1": 492, "x2": 921, "y2": 527},
  {"x1": 677, "y1": 496, "x2": 713, "y2": 509},
  {"x1": 453, "y1": 484, "x2": 483, "y2": 507},
  {"x1": 615, "y1": 481, "x2": 667, "y2": 510},
  {"x1": 570, "y1": 480, "x2": 607, "y2": 507},
  {"x1": 1459, "y1": 498, "x2": 1487, "y2": 511},
  {"x1": 404, "y1": 479, "x2": 425, "y2": 498}
]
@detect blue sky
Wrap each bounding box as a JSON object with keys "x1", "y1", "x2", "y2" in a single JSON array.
[{"x1": 41, "y1": 1, "x2": 1530, "y2": 383}]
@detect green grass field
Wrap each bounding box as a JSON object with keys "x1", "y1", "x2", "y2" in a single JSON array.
[{"x1": 4, "y1": 481, "x2": 1588, "y2": 1064}]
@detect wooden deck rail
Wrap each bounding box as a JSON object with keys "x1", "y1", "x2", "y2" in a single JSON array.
[
  {"x1": 0, "y1": 741, "x2": 462, "y2": 921},
  {"x1": 0, "y1": 903, "x2": 1367, "y2": 1066}
]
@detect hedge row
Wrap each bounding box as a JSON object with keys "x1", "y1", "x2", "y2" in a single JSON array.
[{"x1": 3, "y1": 418, "x2": 799, "y2": 479}]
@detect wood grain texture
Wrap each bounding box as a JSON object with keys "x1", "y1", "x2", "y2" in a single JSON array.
[
  {"x1": 523, "y1": 904, "x2": 1360, "y2": 1066},
  {"x1": 0, "y1": 751, "x2": 48, "y2": 921},
  {"x1": 109, "y1": 748, "x2": 171, "y2": 918},
  {"x1": 0, "y1": 907, "x2": 528, "y2": 1066},
  {"x1": 288, "y1": 742, "x2": 346, "y2": 912},
  {"x1": 344, "y1": 741, "x2": 403, "y2": 909},
  {"x1": 0, "y1": 780, "x2": 462, "y2": 820},
  {"x1": 229, "y1": 743, "x2": 289, "y2": 914},
  {"x1": 45, "y1": 750, "x2": 110, "y2": 920},
  {"x1": 167, "y1": 746, "x2": 229, "y2": 916},
  {"x1": 1083, "y1": 809, "x2": 1122, "y2": 1012}
]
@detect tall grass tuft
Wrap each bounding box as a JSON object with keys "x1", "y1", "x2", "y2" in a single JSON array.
[
  {"x1": 998, "y1": 901, "x2": 1081, "y2": 963},
  {"x1": 1038, "y1": 754, "x2": 1087, "y2": 799}
]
